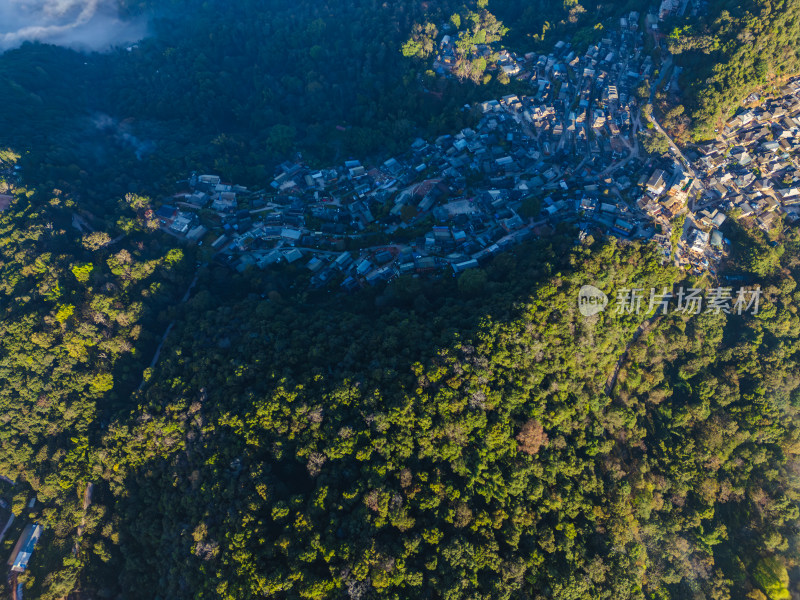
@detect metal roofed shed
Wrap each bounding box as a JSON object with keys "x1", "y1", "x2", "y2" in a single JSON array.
[
  {"x1": 284, "y1": 249, "x2": 303, "y2": 263},
  {"x1": 280, "y1": 228, "x2": 302, "y2": 243},
  {"x1": 8, "y1": 523, "x2": 43, "y2": 573},
  {"x1": 306, "y1": 257, "x2": 325, "y2": 272}
]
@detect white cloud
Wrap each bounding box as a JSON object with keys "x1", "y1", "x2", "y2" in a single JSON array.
[{"x1": 0, "y1": 0, "x2": 148, "y2": 51}]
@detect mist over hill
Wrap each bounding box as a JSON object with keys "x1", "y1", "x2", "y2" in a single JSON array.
[{"x1": 0, "y1": 0, "x2": 147, "y2": 51}]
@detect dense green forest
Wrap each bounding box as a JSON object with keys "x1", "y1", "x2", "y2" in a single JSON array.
[
  {"x1": 95, "y1": 229, "x2": 800, "y2": 600},
  {"x1": 2, "y1": 134, "x2": 800, "y2": 597},
  {"x1": 0, "y1": 152, "x2": 194, "y2": 596}
]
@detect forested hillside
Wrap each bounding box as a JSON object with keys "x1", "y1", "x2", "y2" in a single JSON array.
[
  {"x1": 88, "y1": 231, "x2": 800, "y2": 600},
  {"x1": 668, "y1": 0, "x2": 800, "y2": 139},
  {"x1": 0, "y1": 153, "x2": 195, "y2": 597},
  {"x1": 3, "y1": 143, "x2": 799, "y2": 598}
]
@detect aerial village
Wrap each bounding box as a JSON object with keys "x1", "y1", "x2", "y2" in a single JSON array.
[
  {"x1": 148, "y1": 9, "x2": 800, "y2": 290},
  {"x1": 4, "y1": 4, "x2": 800, "y2": 598}
]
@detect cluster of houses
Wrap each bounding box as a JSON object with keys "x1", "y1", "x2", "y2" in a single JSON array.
[
  {"x1": 658, "y1": 0, "x2": 707, "y2": 21},
  {"x1": 149, "y1": 15, "x2": 800, "y2": 290},
  {"x1": 434, "y1": 36, "x2": 524, "y2": 79},
  {"x1": 646, "y1": 76, "x2": 800, "y2": 274},
  {"x1": 636, "y1": 162, "x2": 720, "y2": 275},
  {"x1": 693, "y1": 80, "x2": 800, "y2": 228},
  {"x1": 152, "y1": 17, "x2": 696, "y2": 289},
  {"x1": 632, "y1": 76, "x2": 800, "y2": 276},
  {"x1": 436, "y1": 12, "x2": 652, "y2": 110}
]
